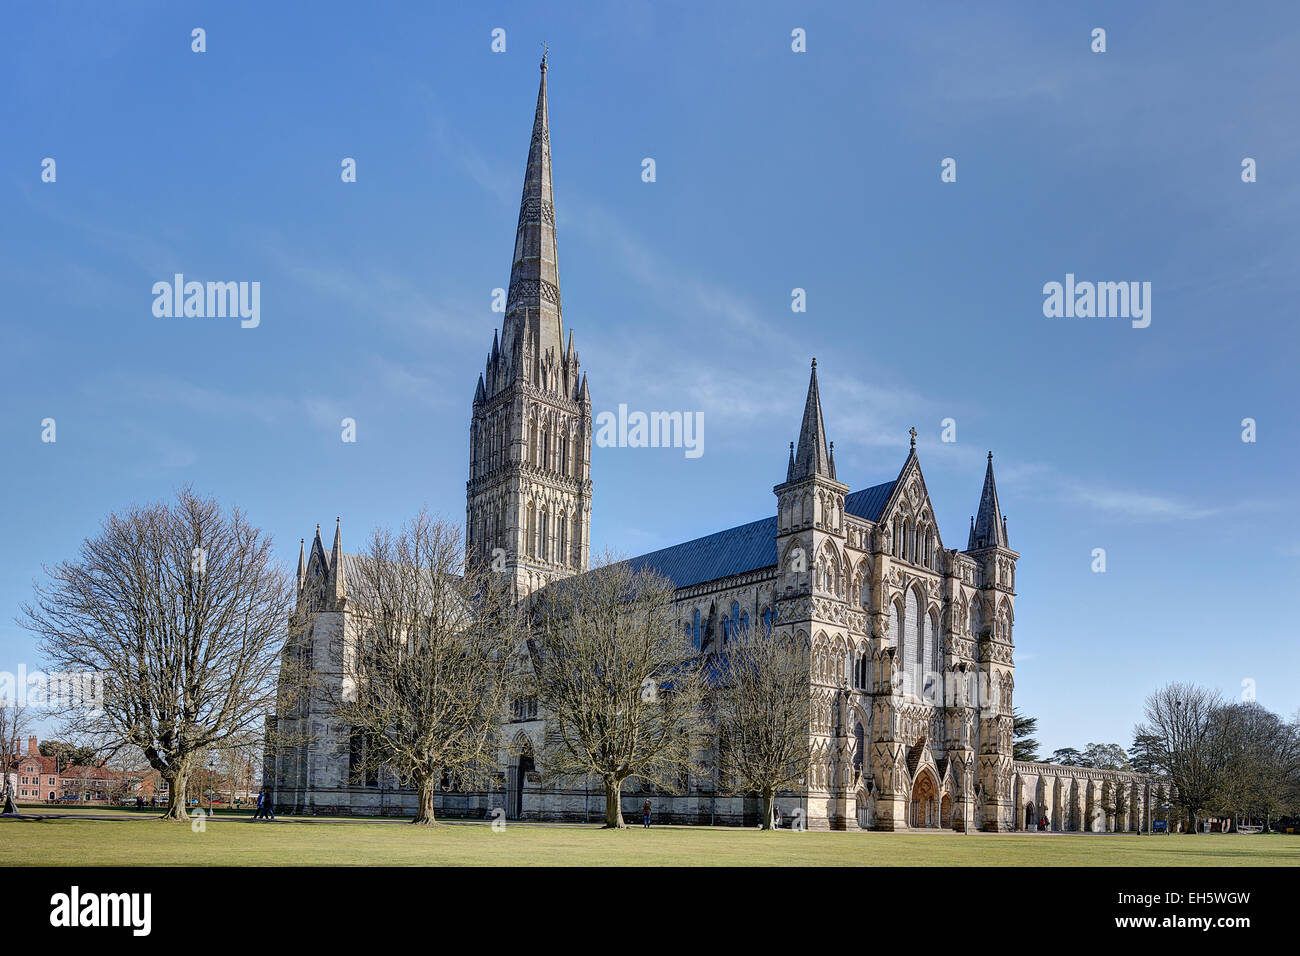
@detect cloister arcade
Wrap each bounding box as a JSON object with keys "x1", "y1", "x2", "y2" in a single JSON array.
[{"x1": 1010, "y1": 762, "x2": 1169, "y2": 833}]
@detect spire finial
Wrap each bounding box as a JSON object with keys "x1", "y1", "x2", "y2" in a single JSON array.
[
  {"x1": 969, "y1": 452, "x2": 1007, "y2": 550},
  {"x1": 328, "y1": 517, "x2": 346, "y2": 604},
  {"x1": 501, "y1": 59, "x2": 562, "y2": 379},
  {"x1": 540, "y1": 41, "x2": 548, "y2": 70},
  {"x1": 790, "y1": 360, "x2": 831, "y2": 480},
  {"x1": 909, "y1": 426, "x2": 917, "y2": 449}
]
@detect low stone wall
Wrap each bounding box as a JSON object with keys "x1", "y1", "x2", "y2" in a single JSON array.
[{"x1": 273, "y1": 785, "x2": 804, "y2": 827}]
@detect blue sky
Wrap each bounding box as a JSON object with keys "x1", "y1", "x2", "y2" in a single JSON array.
[{"x1": 2, "y1": 1, "x2": 1297, "y2": 753}]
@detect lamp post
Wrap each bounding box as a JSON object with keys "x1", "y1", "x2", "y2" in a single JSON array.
[{"x1": 208, "y1": 757, "x2": 215, "y2": 819}]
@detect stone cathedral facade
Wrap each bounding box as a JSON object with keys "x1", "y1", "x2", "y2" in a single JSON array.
[{"x1": 267, "y1": 59, "x2": 1156, "y2": 831}]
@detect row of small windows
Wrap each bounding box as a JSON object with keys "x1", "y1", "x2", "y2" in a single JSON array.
[
  {"x1": 526, "y1": 412, "x2": 581, "y2": 478},
  {"x1": 471, "y1": 410, "x2": 585, "y2": 480},
  {"x1": 525, "y1": 503, "x2": 581, "y2": 566},
  {"x1": 779, "y1": 490, "x2": 843, "y2": 531},
  {"x1": 891, "y1": 515, "x2": 939, "y2": 570},
  {"x1": 809, "y1": 545, "x2": 872, "y2": 609},
  {"x1": 684, "y1": 603, "x2": 775, "y2": 650},
  {"x1": 469, "y1": 502, "x2": 586, "y2": 568}
]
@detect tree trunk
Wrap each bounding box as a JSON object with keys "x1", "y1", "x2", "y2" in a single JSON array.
[
  {"x1": 162, "y1": 764, "x2": 190, "y2": 821},
  {"x1": 603, "y1": 777, "x2": 626, "y2": 829},
  {"x1": 412, "y1": 773, "x2": 438, "y2": 826},
  {"x1": 758, "y1": 788, "x2": 776, "y2": 831}
]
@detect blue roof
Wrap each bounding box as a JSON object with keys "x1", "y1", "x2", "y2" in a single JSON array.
[
  {"x1": 845, "y1": 480, "x2": 896, "y2": 522},
  {"x1": 619, "y1": 479, "x2": 896, "y2": 590},
  {"x1": 623, "y1": 516, "x2": 778, "y2": 589}
]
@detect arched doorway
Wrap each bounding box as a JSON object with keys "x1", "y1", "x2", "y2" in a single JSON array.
[
  {"x1": 910, "y1": 771, "x2": 939, "y2": 828},
  {"x1": 940, "y1": 793, "x2": 953, "y2": 829},
  {"x1": 508, "y1": 737, "x2": 534, "y2": 820},
  {"x1": 1025, "y1": 802, "x2": 1037, "y2": 830}
]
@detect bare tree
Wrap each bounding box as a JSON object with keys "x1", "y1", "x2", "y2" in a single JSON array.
[
  {"x1": 712, "y1": 626, "x2": 811, "y2": 830},
  {"x1": 0, "y1": 701, "x2": 32, "y2": 813},
  {"x1": 215, "y1": 740, "x2": 260, "y2": 804},
  {"x1": 531, "y1": 554, "x2": 704, "y2": 828},
  {"x1": 334, "y1": 510, "x2": 518, "y2": 826},
  {"x1": 20, "y1": 488, "x2": 293, "y2": 821},
  {"x1": 1134, "y1": 682, "x2": 1231, "y2": 833}
]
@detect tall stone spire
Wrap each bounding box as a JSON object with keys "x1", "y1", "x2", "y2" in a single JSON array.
[
  {"x1": 467, "y1": 57, "x2": 593, "y2": 598},
  {"x1": 968, "y1": 452, "x2": 1008, "y2": 550},
  {"x1": 501, "y1": 53, "x2": 563, "y2": 377},
  {"x1": 296, "y1": 538, "x2": 306, "y2": 592},
  {"x1": 327, "y1": 517, "x2": 346, "y2": 605},
  {"x1": 791, "y1": 359, "x2": 832, "y2": 480}
]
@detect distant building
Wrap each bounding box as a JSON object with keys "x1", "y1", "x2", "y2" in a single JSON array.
[{"x1": 8, "y1": 736, "x2": 144, "y2": 804}]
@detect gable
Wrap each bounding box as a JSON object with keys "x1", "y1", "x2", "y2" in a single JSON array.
[{"x1": 877, "y1": 454, "x2": 945, "y2": 553}]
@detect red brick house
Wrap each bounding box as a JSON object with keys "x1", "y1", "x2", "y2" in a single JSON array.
[{"x1": 8, "y1": 736, "x2": 145, "y2": 804}]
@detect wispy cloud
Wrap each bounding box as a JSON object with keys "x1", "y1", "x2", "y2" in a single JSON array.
[
  {"x1": 1063, "y1": 482, "x2": 1218, "y2": 521},
  {"x1": 257, "y1": 240, "x2": 484, "y2": 347}
]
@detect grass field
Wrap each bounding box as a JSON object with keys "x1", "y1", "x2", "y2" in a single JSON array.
[{"x1": 2, "y1": 813, "x2": 1297, "y2": 866}]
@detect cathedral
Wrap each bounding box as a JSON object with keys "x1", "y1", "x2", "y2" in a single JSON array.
[{"x1": 267, "y1": 58, "x2": 1156, "y2": 832}]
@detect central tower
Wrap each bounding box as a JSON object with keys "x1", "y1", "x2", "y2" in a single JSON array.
[{"x1": 467, "y1": 56, "x2": 593, "y2": 597}]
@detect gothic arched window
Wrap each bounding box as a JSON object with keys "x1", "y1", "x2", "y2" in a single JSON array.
[
  {"x1": 920, "y1": 609, "x2": 938, "y2": 702},
  {"x1": 526, "y1": 503, "x2": 536, "y2": 558},
  {"x1": 904, "y1": 591, "x2": 921, "y2": 697}
]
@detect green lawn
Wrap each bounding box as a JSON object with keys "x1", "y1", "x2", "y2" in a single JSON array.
[{"x1": 2, "y1": 815, "x2": 1297, "y2": 866}]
